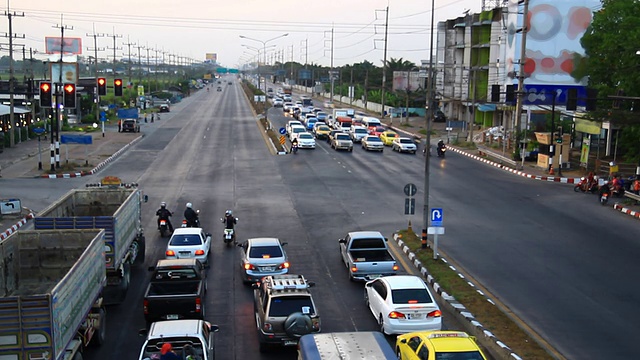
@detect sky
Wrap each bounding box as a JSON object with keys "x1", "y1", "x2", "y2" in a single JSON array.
[{"x1": 8, "y1": 0, "x2": 484, "y2": 68}]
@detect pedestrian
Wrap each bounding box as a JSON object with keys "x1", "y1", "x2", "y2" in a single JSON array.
[
  {"x1": 144, "y1": 114, "x2": 148, "y2": 123},
  {"x1": 151, "y1": 113, "x2": 155, "y2": 123},
  {"x1": 160, "y1": 343, "x2": 180, "y2": 360}
]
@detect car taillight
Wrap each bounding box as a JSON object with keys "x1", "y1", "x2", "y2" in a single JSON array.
[
  {"x1": 388, "y1": 311, "x2": 406, "y2": 319},
  {"x1": 166, "y1": 250, "x2": 175, "y2": 256},
  {"x1": 392, "y1": 264, "x2": 399, "y2": 271},
  {"x1": 244, "y1": 263, "x2": 255, "y2": 270},
  {"x1": 263, "y1": 322, "x2": 273, "y2": 332},
  {"x1": 195, "y1": 298, "x2": 201, "y2": 312},
  {"x1": 143, "y1": 299, "x2": 148, "y2": 314},
  {"x1": 195, "y1": 249, "x2": 205, "y2": 255},
  {"x1": 278, "y1": 262, "x2": 290, "y2": 270},
  {"x1": 427, "y1": 310, "x2": 442, "y2": 318},
  {"x1": 312, "y1": 318, "x2": 320, "y2": 330},
  {"x1": 351, "y1": 266, "x2": 358, "y2": 273}
]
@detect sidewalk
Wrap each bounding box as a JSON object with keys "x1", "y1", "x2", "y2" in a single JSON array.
[{"x1": 0, "y1": 125, "x2": 141, "y2": 179}]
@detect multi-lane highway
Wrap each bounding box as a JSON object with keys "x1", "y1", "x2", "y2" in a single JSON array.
[{"x1": 7, "y1": 76, "x2": 637, "y2": 359}]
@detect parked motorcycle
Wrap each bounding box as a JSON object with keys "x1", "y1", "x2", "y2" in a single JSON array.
[
  {"x1": 600, "y1": 192, "x2": 610, "y2": 206},
  {"x1": 574, "y1": 177, "x2": 598, "y2": 193}
]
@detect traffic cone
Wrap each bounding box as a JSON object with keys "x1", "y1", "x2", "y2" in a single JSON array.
[{"x1": 549, "y1": 167, "x2": 555, "y2": 175}]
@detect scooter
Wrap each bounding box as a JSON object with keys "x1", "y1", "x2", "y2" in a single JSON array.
[
  {"x1": 291, "y1": 144, "x2": 298, "y2": 154},
  {"x1": 220, "y1": 217, "x2": 239, "y2": 246},
  {"x1": 437, "y1": 146, "x2": 446, "y2": 158},
  {"x1": 574, "y1": 177, "x2": 598, "y2": 193},
  {"x1": 600, "y1": 192, "x2": 610, "y2": 206}
]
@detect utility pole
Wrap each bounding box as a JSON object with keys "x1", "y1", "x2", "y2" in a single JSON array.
[
  {"x1": 3, "y1": 7, "x2": 25, "y2": 147},
  {"x1": 87, "y1": 24, "x2": 105, "y2": 136},
  {"x1": 145, "y1": 43, "x2": 151, "y2": 90},
  {"x1": 289, "y1": 44, "x2": 294, "y2": 86},
  {"x1": 105, "y1": 28, "x2": 122, "y2": 75},
  {"x1": 380, "y1": 6, "x2": 389, "y2": 118},
  {"x1": 52, "y1": 18, "x2": 73, "y2": 170},
  {"x1": 154, "y1": 46, "x2": 160, "y2": 93},
  {"x1": 124, "y1": 36, "x2": 135, "y2": 84},
  {"x1": 467, "y1": 69, "x2": 476, "y2": 143},
  {"x1": 422, "y1": 0, "x2": 436, "y2": 249},
  {"x1": 328, "y1": 26, "x2": 335, "y2": 104},
  {"x1": 514, "y1": 0, "x2": 530, "y2": 170},
  {"x1": 135, "y1": 43, "x2": 145, "y2": 85}
]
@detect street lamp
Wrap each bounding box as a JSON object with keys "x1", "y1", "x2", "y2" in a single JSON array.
[{"x1": 239, "y1": 33, "x2": 289, "y2": 94}]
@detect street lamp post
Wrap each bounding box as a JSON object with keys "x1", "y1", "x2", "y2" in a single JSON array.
[
  {"x1": 422, "y1": 0, "x2": 436, "y2": 250},
  {"x1": 240, "y1": 33, "x2": 289, "y2": 95}
]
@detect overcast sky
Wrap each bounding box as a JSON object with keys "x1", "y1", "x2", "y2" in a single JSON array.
[{"x1": 9, "y1": 0, "x2": 483, "y2": 68}]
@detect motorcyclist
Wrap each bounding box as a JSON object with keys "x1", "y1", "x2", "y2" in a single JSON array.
[
  {"x1": 184, "y1": 202, "x2": 200, "y2": 227},
  {"x1": 291, "y1": 138, "x2": 299, "y2": 153},
  {"x1": 598, "y1": 181, "x2": 611, "y2": 200},
  {"x1": 222, "y1": 210, "x2": 237, "y2": 230},
  {"x1": 437, "y1": 139, "x2": 445, "y2": 156},
  {"x1": 156, "y1": 202, "x2": 174, "y2": 232}
]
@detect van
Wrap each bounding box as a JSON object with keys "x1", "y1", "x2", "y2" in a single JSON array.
[
  {"x1": 297, "y1": 332, "x2": 395, "y2": 360},
  {"x1": 362, "y1": 116, "x2": 382, "y2": 129},
  {"x1": 335, "y1": 116, "x2": 353, "y2": 131}
]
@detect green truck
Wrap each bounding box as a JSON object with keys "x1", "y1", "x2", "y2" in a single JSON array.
[{"x1": 0, "y1": 229, "x2": 107, "y2": 360}]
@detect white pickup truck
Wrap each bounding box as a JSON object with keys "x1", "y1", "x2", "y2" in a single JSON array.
[
  {"x1": 138, "y1": 320, "x2": 219, "y2": 360},
  {"x1": 339, "y1": 231, "x2": 399, "y2": 281}
]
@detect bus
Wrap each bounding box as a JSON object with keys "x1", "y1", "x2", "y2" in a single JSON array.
[{"x1": 297, "y1": 332, "x2": 396, "y2": 360}]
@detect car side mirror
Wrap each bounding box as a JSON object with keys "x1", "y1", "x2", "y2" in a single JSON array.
[
  {"x1": 365, "y1": 282, "x2": 372, "y2": 288},
  {"x1": 281, "y1": 242, "x2": 288, "y2": 246},
  {"x1": 399, "y1": 338, "x2": 407, "y2": 344},
  {"x1": 338, "y1": 239, "x2": 346, "y2": 244},
  {"x1": 384, "y1": 237, "x2": 389, "y2": 242},
  {"x1": 138, "y1": 328, "x2": 149, "y2": 337},
  {"x1": 251, "y1": 283, "x2": 260, "y2": 289},
  {"x1": 307, "y1": 281, "x2": 316, "y2": 288},
  {"x1": 205, "y1": 233, "x2": 212, "y2": 237},
  {"x1": 143, "y1": 194, "x2": 149, "y2": 203},
  {"x1": 147, "y1": 266, "x2": 156, "y2": 272}
]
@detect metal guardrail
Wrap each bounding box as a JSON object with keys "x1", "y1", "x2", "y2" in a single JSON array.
[
  {"x1": 623, "y1": 191, "x2": 640, "y2": 202},
  {"x1": 477, "y1": 145, "x2": 517, "y2": 168}
]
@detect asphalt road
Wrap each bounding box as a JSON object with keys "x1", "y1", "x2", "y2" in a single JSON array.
[{"x1": 5, "y1": 77, "x2": 638, "y2": 359}]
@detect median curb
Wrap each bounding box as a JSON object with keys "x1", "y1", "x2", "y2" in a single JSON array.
[
  {"x1": 447, "y1": 146, "x2": 581, "y2": 184},
  {"x1": 0, "y1": 212, "x2": 35, "y2": 241},
  {"x1": 613, "y1": 203, "x2": 640, "y2": 220},
  {"x1": 392, "y1": 233, "x2": 523, "y2": 360}
]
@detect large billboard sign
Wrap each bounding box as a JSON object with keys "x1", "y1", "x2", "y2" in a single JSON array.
[
  {"x1": 50, "y1": 62, "x2": 79, "y2": 84},
  {"x1": 45, "y1": 37, "x2": 82, "y2": 54},
  {"x1": 505, "y1": 0, "x2": 601, "y2": 86},
  {"x1": 392, "y1": 71, "x2": 424, "y2": 92}
]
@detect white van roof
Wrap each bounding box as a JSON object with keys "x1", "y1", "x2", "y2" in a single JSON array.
[{"x1": 362, "y1": 116, "x2": 381, "y2": 124}]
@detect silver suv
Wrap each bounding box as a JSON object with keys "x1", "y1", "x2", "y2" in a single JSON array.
[{"x1": 253, "y1": 274, "x2": 320, "y2": 352}]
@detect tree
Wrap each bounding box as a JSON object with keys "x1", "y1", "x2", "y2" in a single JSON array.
[{"x1": 575, "y1": 0, "x2": 640, "y2": 161}]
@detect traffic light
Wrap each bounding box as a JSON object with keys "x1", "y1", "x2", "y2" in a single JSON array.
[
  {"x1": 505, "y1": 85, "x2": 515, "y2": 103},
  {"x1": 114, "y1": 78, "x2": 123, "y2": 96},
  {"x1": 585, "y1": 88, "x2": 598, "y2": 111},
  {"x1": 63, "y1": 83, "x2": 76, "y2": 108},
  {"x1": 39, "y1": 81, "x2": 52, "y2": 107},
  {"x1": 556, "y1": 127, "x2": 563, "y2": 144},
  {"x1": 97, "y1": 77, "x2": 107, "y2": 96},
  {"x1": 566, "y1": 88, "x2": 577, "y2": 111},
  {"x1": 491, "y1": 84, "x2": 500, "y2": 102}
]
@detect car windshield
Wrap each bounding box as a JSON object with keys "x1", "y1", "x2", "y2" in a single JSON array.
[
  {"x1": 293, "y1": 128, "x2": 306, "y2": 133},
  {"x1": 318, "y1": 126, "x2": 330, "y2": 131},
  {"x1": 400, "y1": 139, "x2": 413, "y2": 144},
  {"x1": 391, "y1": 288, "x2": 433, "y2": 304},
  {"x1": 299, "y1": 134, "x2": 313, "y2": 140},
  {"x1": 169, "y1": 234, "x2": 203, "y2": 246},
  {"x1": 355, "y1": 128, "x2": 367, "y2": 134},
  {"x1": 269, "y1": 296, "x2": 315, "y2": 317},
  {"x1": 154, "y1": 268, "x2": 198, "y2": 280},
  {"x1": 434, "y1": 351, "x2": 485, "y2": 360},
  {"x1": 367, "y1": 137, "x2": 382, "y2": 142},
  {"x1": 249, "y1": 245, "x2": 283, "y2": 258},
  {"x1": 336, "y1": 134, "x2": 350, "y2": 140}
]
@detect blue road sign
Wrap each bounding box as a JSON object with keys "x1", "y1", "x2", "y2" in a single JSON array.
[
  {"x1": 60, "y1": 134, "x2": 93, "y2": 145},
  {"x1": 430, "y1": 208, "x2": 443, "y2": 226},
  {"x1": 33, "y1": 127, "x2": 45, "y2": 135},
  {"x1": 279, "y1": 127, "x2": 286, "y2": 135}
]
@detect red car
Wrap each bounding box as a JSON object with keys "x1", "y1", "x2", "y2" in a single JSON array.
[{"x1": 368, "y1": 125, "x2": 386, "y2": 137}]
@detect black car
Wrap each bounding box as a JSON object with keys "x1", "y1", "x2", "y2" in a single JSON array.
[
  {"x1": 159, "y1": 104, "x2": 170, "y2": 113},
  {"x1": 119, "y1": 119, "x2": 140, "y2": 133}
]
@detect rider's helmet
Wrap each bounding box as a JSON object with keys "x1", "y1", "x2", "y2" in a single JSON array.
[
  {"x1": 186, "y1": 202, "x2": 193, "y2": 209},
  {"x1": 160, "y1": 202, "x2": 166, "y2": 208},
  {"x1": 226, "y1": 210, "x2": 232, "y2": 216}
]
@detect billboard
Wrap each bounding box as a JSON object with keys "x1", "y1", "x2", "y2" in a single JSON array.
[
  {"x1": 206, "y1": 53, "x2": 217, "y2": 61},
  {"x1": 506, "y1": 0, "x2": 601, "y2": 86},
  {"x1": 50, "y1": 62, "x2": 78, "y2": 83},
  {"x1": 392, "y1": 71, "x2": 424, "y2": 92},
  {"x1": 299, "y1": 69, "x2": 312, "y2": 80},
  {"x1": 45, "y1": 37, "x2": 82, "y2": 54}
]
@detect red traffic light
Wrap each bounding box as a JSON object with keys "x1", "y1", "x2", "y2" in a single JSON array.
[
  {"x1": 64, "y1": 84, "x2": 75, "y2": 93},
  {"x1": 40, "y1": 82, "x2": 51, "y2": 92},
  {"x1": 98, "y1": 77, "x2": 106, "y2": 86},
  {"x1": 114, "y1": 79, "x2": 122, "y2": 86}
]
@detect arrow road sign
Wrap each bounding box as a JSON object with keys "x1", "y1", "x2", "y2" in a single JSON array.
[
  {"x1": 1, "y1": 198, "x2": 21, "y2": 215},
  {"x1": 430, "y1": 208, "x2": 443, "y2": 226},
  {"x1": 404, "y1": 198, "x2": 415, "y2": 215},
  {"x1": 279, "y1": 127, "x2": 286, "y2": 135},
  {"x1": 404, "y1": 183, "x2": 417, "y2": 197}
]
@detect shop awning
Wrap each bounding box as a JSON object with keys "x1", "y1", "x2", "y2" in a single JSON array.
[{"x1": 477, "y1": 104, "x2": 497, "y2": 112}]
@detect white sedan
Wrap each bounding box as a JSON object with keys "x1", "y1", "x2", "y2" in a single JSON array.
[
  {"x1": 392, "y1": 137, "x2": 418, "y2": 154},
  {"x1": 361, "y1": 135, "x2": 384, "y2": 152},
  {"x1": 289, "y1": 125, "x2": 307, "y2": 141},
  {"x1": 364, "y1": 275, "x2": 442, "y2": 335},
  {"x1": 296, "y1": 132, "x2": 316, "y2": 149},
  {"x1": 165, "y1": 228, "x2": 212, "y2": 265}
]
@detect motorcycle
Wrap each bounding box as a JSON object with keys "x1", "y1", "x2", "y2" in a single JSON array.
[
  {"x1": 181, "y1": 210, "x2": 201, "y2": 228},
  {"x1": 437, "y1": 145, "x2": 446, "y2": 158},
  {"x1": 159, "y1": 219, "x2": 170, "y2": 237},
  {"x1": 220, "y1": 217, "x2": 239, "y2": 246},
  {"x1": 574, "y1": 177, "x2": 598, "y2": 193},
  {"x1": 291, "y1": 144, "x2": 298, "y2": 154},
  {"x1": 600, "y1": 192, "x2": 609, "y2": 206}
]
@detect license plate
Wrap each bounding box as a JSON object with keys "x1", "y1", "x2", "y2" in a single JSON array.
[
  {"x1": 261, "y1": 267, "x2": 275, "y2": 272},
  {"x1": 166, "y1": 314, "x2": 179, "y2": 320},
  {"x1": 406, "y1": 313, "x2": 422, "y2": 320},
  {"x1": 368, "y1": 274, "x2": 382, "y2": 280},
  {"x1": 283, "y1": 340, "x2": 298, "y2": 346},
  {"x1": 179, "y1": 251, "x2": 191, "y2": 255}
]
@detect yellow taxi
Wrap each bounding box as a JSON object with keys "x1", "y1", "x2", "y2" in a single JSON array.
[
  {"x1": 379, "y1": 130, "x2": 399, "y2": 146},
  {"x1": 313, "y1": 123, "x2": 332, "y2": 140},
  {"x1": 396, "y1": 331, "x2": 487, "y2": 360}
]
